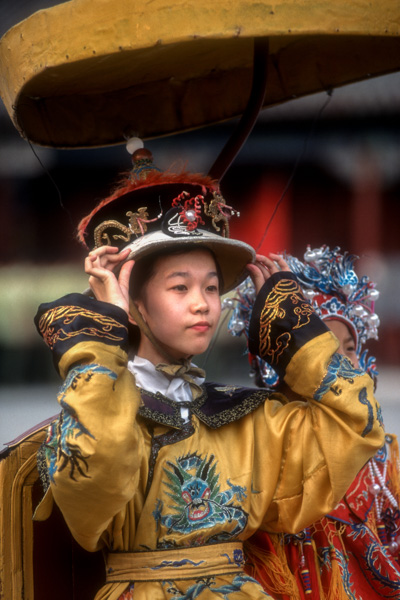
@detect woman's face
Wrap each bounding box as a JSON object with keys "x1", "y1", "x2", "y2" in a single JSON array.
[
  {"x1": 134, "y1": 249, "x2": 221, "y2": 364},
  {"x1": 325, "y1": 318, "x2": 359, "y2": 368}
]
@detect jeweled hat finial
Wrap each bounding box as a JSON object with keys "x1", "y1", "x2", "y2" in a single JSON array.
[{"x1": 125, "y1": 137, "x2": 162, "y2": 181}]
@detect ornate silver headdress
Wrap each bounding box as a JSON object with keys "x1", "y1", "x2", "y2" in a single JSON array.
[{"x1": 226, "y1": 245, "x2": 380, "y2": 388}]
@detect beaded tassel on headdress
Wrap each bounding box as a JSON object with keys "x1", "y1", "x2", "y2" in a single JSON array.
[{"x1": 223, "y1": 281, "x2": 280, "y2": 388}]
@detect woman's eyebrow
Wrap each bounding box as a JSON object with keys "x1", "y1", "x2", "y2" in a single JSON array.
[
  {"x1": 166, "y1": 271, "x2": 190, "y2": 279},
  {"x1": 166, "y1": 271, "x2": 219, "y2": 279}
]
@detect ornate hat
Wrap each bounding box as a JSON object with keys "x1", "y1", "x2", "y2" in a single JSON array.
[
  {"x1": 78, "y1": 139, "x2": 255, "y2": 294},
  {"x1": 227, "y1": 245, "x2": 380, "y2": 386}
]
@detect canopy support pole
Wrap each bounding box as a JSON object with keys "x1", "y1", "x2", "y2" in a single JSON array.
[{"x1": 208, "y1": 37, "x2": 269, "y2": 181}]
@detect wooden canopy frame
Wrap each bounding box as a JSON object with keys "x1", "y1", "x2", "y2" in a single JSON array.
[{"x1": 0, "y1": 0, "x2": 399, "y2": 149}]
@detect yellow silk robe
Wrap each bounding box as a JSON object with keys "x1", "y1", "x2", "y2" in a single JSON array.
[{"x1": 34, "y1": 273, "x2": 384, "y2": 599}]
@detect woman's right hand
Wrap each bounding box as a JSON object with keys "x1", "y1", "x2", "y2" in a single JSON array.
[{"x1": 84, "y1": 246, "x2": 134, "y2": 316}]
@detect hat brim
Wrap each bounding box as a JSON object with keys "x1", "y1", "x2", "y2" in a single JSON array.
[{"x1": 124, "y1": 229, "x2": 255, "y2": 294}]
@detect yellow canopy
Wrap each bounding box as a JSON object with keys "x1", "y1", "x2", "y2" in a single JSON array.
[{"x1": 0, "y1": 0, "x2": 399, "y2": 148}]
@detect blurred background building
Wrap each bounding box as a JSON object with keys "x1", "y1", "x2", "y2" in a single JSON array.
[{"x1": 1, "y1": 1, "x2": 399, "y2": 445}]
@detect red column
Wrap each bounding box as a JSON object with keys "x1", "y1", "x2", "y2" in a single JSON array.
[
  {"x1": 230, "y1": 174, "x2": 292, "y2": 255},
  {"x1": 350, "y1": 148, "x2": 382, "y2": 256}
]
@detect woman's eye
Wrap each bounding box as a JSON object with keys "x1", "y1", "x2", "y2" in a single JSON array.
[
  {"x1": 207, "y1": 285, "x2": 219, "y2": 292},
  {"x1": 173, "y1": 284, "x2": 187, "y2": 291}
]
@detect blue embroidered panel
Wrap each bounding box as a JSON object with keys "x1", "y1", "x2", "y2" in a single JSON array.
[{"x1": 313, "y1": 353, "x2": 365, "y2": 401}]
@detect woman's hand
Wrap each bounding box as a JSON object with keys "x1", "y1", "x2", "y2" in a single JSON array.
[
  {"x1": 84, "y1": 246, "x2": 134, "y2": 316},
  {"x1": 247, "y1": 252, "x2": 290, "y2": 294}
]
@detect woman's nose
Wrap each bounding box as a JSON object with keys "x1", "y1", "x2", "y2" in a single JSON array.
[{"x1": 191, "y1": 291, "x2": 209, "y2": 313}]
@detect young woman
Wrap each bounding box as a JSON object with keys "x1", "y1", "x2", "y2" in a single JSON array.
[
  {"x1": 229, "y1": 245, "x2": 400, "y2": 599},
  {"x1": 34, "y1": 151, "x2": 384, "y2": 600}
]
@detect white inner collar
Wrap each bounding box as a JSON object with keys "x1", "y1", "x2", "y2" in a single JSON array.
[{"x1": 127, "y1": 355, "x2": 205, "y2": 422}]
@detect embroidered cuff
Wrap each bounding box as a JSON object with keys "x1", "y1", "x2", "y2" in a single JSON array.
[
  {"x1": 34, "y1": 293, "x2": 129, "y2": 372},
  {"x1": 248, "y1": 271, "x2": 328, "y2": 378}
]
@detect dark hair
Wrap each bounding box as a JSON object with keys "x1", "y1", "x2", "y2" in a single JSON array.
[{"x1": 129, "y1": 244, "x2": 224, "y2": 301}]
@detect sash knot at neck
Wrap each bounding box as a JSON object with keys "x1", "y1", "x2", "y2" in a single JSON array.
[{"x1": 155, "y1": 360, "x2": 205, "y2": 400}]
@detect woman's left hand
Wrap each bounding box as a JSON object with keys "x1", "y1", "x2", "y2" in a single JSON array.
[{"x1": 247, "y1": 253, "x2": 291, "y2": 294}]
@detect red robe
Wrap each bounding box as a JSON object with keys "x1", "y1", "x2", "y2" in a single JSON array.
[{"x1": 245, "y1": 434, "x2": 400, "y2": 599}]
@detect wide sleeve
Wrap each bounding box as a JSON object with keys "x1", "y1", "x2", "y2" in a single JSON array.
[
  {"x1": 34, "y1": 293, "x2": 144, "y2": 551},
  {"x1": 248, "y1": 272, "x2": 385, "y2": 534}
]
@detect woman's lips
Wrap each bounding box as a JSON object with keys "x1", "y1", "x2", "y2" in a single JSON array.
[{"x1": 190, "y1": 321, "x2": 211, "y2": 332}]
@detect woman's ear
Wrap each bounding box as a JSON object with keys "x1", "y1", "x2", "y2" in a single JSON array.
[
  {"x1": 128, "y1": 314, "x2": 138, "y2": 326},
  {"x1": 128, "y1": 313, "x2": 147, "y2": 326},
  {"x1": 129, "y1": 299, "x2": 146, "y2": 326}
]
